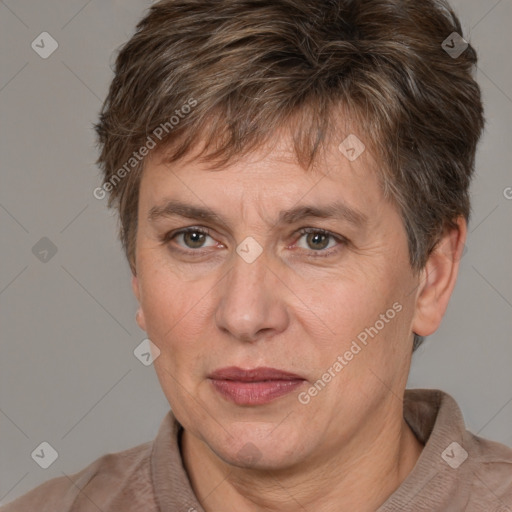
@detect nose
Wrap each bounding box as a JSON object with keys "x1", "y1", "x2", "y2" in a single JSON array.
[{"x1": 214, "y1": 246, "x2": 290, "y2": 343}]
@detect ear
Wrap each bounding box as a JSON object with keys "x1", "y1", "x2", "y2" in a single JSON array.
[
  {"x1": 132, "y1": 274, "x2": 147, "y2": 331},
  {"x1": 411, "y1": 217, "x2": 467, "y2": 337},
  {"x1": 131, "y1": 273, "x2": 141, "y2": 301}
]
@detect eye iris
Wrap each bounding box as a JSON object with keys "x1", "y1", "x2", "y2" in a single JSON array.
[
  {"x1": 184, "y1": 231, "x2": 206, "y2": 249},
  {"x1": 307, "y1": 232, "x2": 329, "y2": 250},
  {"x1": 180, "y1": 231, "x2": 332, "y2": 251}
]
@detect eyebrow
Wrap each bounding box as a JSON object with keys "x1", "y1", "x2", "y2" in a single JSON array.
[{"x1": 148, "y1": 199, "x2": 367, "y2": 228}]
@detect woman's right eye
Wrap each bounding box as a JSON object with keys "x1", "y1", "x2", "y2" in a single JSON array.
[{"x1": 163, "y1": 227, "x2": 219, "y2": 253}]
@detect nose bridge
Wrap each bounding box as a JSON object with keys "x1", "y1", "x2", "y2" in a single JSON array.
[{"x1": 215, "y1": 244, "x2": 288, "y2": 342}]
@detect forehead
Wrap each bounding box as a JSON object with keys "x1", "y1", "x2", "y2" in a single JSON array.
[
  {"x1": 138, "y1": 131, "x2": 391, "y2": 233},
  {"x1": 144, "y1": 132, "x2": 378, "y2": 194}
]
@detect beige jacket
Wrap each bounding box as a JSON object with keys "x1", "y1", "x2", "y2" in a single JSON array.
[{"x1": 2, "y1": 389, "x2": 511, "y2": 511}]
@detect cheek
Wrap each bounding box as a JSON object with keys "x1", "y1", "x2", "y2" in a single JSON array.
[
  {"x1": 319, "y1": 265, "x2": 415, "y2": 369},
  {"x1": 137, "y1": 256, "x2": 203, "y2": 348},
  {"x1": 314, "y1": 268, "x2": 388, "y2": 339},
  {"x1": 139, "y1": 270, "x2": 211, "y2": 405}
]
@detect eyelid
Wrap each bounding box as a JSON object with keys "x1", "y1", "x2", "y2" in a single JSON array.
[
  {"x1": 162, "y1": 226, "x2": 211, "y2": 241},
  {"x1": 292, "y1": 227, "x2": 348, "y2": 257},
  {"x1": 161, "y1": 226, "x2": 216, "y2": 247},
  {"x1": 296, "y1": 227, "x2": 346, "y2": 241},
  {"x1": 162, "y1": 226, "x2": 347, "y2": 256}
]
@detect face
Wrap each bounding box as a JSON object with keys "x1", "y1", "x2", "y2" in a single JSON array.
[{"x1": 132, "y1": 134, "x2": 423, "y2": 470}]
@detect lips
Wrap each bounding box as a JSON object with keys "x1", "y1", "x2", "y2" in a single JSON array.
[
  {"x1": 208, "y1": 366, "x2": 306, "y2": 405},
  {"x1": 208, "y1": 366, "x2": 305, "y2": 382}
]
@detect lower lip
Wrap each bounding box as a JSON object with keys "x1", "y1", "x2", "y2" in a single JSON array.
[{"x1": 209, "y1": 379, "x2": 305, "y2": 405}]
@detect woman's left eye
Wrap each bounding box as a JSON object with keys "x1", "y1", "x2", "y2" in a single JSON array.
[{"x1": 294, "y1": 228, "x2": 346, "y2": 255}]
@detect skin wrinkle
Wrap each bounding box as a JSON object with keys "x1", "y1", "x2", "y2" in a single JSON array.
[
  {"x1": 129, "y1": 133, "x2": 465, "y2": 511},
  {"x1": 69, "y1": 0, "x2": 488, "y2": 509}
]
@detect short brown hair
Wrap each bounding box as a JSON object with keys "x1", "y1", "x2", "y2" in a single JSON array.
[{"x1": 94, "y1": 0, "x2": 484, "y2": 351}]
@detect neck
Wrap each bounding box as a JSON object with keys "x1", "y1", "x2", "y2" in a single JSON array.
[{"x1": 181, "y1": 409, "x2": 423, "y2": 512}]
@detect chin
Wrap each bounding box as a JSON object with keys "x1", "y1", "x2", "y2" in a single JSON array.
[{"x1": 206, "y1": 423, "x2": 307, "y2": 470}]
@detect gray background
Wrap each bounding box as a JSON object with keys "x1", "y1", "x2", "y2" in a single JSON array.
[{"x1": 1, "y1": 0, "x2": 511, "y2": 505}]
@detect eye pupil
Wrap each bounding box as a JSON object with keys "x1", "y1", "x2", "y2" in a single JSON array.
[
  {"x1": 307, "y1": 232, "x2": 329, "y2": 250},
  {"x1": 184, "y1": 231, "x2": 206, "y2": 248}
]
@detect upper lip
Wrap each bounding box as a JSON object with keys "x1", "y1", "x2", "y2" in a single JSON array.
[{"x1": 208, "y1": 366, "x2": 305, "y2": 382}]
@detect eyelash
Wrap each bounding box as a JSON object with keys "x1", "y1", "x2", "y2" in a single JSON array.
[{"x1": 161, "y1": 226, "x2": 347, "y2": 258}]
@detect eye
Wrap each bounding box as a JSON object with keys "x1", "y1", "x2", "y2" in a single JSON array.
[
  {"x1": 164, "y1": 227, "x2": 218, "y2": 251},
  {"x1": 162, "y1": 226, "x2": 347, "y2": 258},
  {"x1": 294, "y1": 228, "x2": 347, "y2": 256}
]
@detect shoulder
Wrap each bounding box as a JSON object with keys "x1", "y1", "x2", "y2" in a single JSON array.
[
  {"x1": 463, "y1": 430, "x2": 512, "y2": 508},
  {"x1": 403, "y1": 389, "x2": 512, "y2": 509},
  {"x1": 0, "y1": 440, "x2": 154, "y2": 512}
]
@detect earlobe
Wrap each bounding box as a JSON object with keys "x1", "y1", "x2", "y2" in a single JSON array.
[
  {"x1": 135, "y1": 307, "x2": 147, "y2": 332},
  {"x1": 411, "y1": 217, "x2": 467, "y2": 337}
]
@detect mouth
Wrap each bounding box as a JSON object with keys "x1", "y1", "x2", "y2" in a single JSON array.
[{"x1": 208, "y1": 366, "x2": 306, "y2": 405}]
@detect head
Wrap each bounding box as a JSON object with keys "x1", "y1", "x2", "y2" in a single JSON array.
[{"x1": 94, "y1": 0, "x2": 483, "y2": 469}]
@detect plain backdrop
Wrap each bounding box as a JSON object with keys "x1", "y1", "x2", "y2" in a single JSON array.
[{"x1": 1, "y1": 0, "x2": 511, "y2": 505}]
